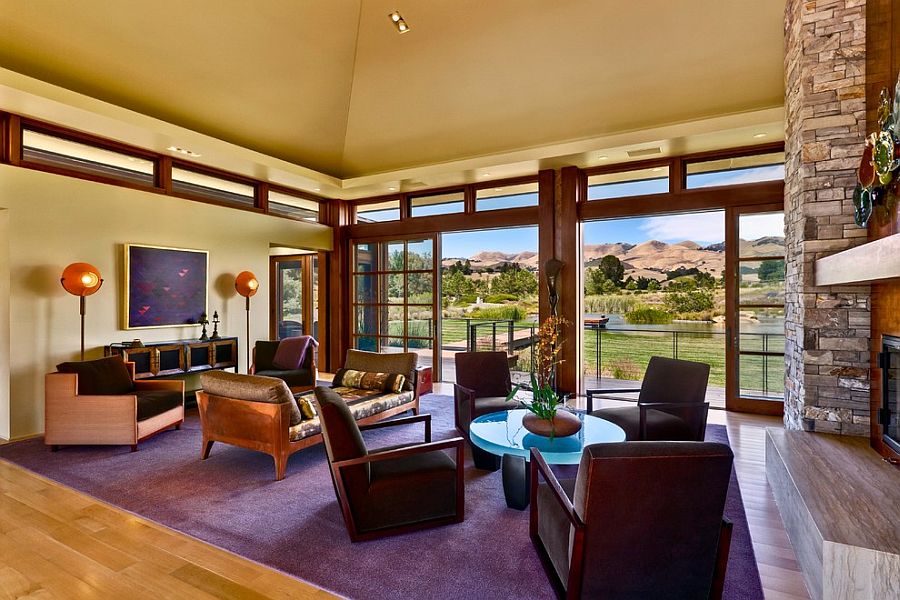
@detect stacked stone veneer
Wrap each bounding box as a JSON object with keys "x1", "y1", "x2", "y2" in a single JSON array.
[{"x1": 784, "y1": 0, "x2": 871, "y2": 435}]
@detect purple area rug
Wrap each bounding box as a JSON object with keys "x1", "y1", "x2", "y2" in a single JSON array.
[{"x1": 0, "y1": 394, "x2": 762, "y2": 600}]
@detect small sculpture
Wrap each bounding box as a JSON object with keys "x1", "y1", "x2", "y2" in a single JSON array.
[
  {"x1": 210, "y1": 310, "x2": 221, "y2": 339},
  {"x1": 199, "y1": 312, "x2": 209, "y2": 341},
  {"x1": 545, "y1": 259, "x2": 564, "y2": 316}
]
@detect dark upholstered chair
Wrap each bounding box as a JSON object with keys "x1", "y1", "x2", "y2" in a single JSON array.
[
  {"x1": 586, "y1": 356, "x2": 710, "y2": 441},
  {"x1": 251, "y1": 338, "x2": 317, "y2": 392},
  {"x1": 454, "y1": 351, "x2": 519, "y2": 470},
  {"x1": 453, "y1": 351, "x2": 518, "y2": 433},
  {"x1": 314, "y1": 386, "x2": 464, "y2": 542},
  {"x1": 530, "y1": 442, "x2": 734, "y2": 599}
]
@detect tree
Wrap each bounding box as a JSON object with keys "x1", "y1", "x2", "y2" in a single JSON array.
[
  {"x1": 663, "y1": 287, "x2": 714, "y2": 314},
  {"x1": 491, "y1": 268, "x2": 538, "y2": 296},
  {"x1": 584, "y1": 267, "x2": 608, "y2": 295},
  {"x1": 758, "y1": 259, "x2": 785, "y2": 282},
  {"x1": 647, "y1": 279, "x2": 661, "y2": 292},
  {"x1": 442, "y1": 270, "x2": 475, "y2": 299},
  {"x1": 625, "y1": 279, "x2": 638, "y2": 291},
  {"x1": 599, "y1": 255, "x2": 624, "y2": 285},
  {"x1": 600, "y1": 279, "x2": 619, "y2": 295},
  {"x1": 694, "y1": 271, "x2": 716, "y2": 288}
]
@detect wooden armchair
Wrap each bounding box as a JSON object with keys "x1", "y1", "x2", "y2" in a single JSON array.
[
  {"x1": 315, "y1": 386, "x2": 465, "y2": 542},
  {"x1": 530, "y1": 441, "x2": 734, "y2": 599},
  {"x1": 45, "y1": 356, "x2": 184, "y2": 452}
]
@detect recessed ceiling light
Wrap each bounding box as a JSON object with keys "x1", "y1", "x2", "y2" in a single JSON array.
[
  {"x1": 651, "y1": 167, "x2": 663, "y2": 172},
  {"x1": 167, "y1": 145, "x2": 201, "y2": 158},
  {"x1": 388, "y1": 186, "x2": 397, "y2": 191},
  {"x1": 753, "y1": 132, "x2": 768, "y2": 139},
  {"x1": 314, "y1": 188, "x2": 321, "y2": 192},
  {"x1": 494, "y1": 188, "x2": 503, "y2": 191},
  {"x1": 388, "y1": 11, "x2": 410, "y2": 33},
  {"x1": 482, "y1": 172, "x2": 491, "y2": 177},
  {"x1": 597, "y1": 155, "x2": 608, "y2": 160}
]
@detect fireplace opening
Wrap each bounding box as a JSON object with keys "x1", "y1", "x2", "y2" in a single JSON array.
[{"x1": 879, "y1": 335, "x2": 900, "y2": 454}]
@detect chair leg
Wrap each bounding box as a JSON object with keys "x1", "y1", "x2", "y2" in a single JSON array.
[
  {"x1": 201, "y1": 438, "x2": 214, "y2": 460},
  {"x1": 274, "y1": 453, "x2": 287, "y2": 481},
  {"x1": 174, "y1": 421, "x2": 182, "y2": 430},
  {"x1": 130, "y1": 444, "x2": 138, "y2": 452},
  {"x1": 50, "y1": 445, "x2": 60, "y2": 452}
]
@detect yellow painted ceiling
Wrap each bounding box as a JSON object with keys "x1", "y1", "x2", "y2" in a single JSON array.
[{"x1": 0, "y1": 0, "x2": 785, "y2": 179}]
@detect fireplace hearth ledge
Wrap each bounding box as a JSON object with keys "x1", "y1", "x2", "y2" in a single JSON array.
[
  {"x1": 815, "y1": 234, "x2": 900, "y2": 286},
  {"x1": 766, "y1": 427, "x2": 900, "y2": 600}
]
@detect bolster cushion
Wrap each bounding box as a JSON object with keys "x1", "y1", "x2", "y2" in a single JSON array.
[
  {"x1": 333, "y1": 368, "x2": 405, "y2": 393},
  {"x1": 200, "y1": 371, "x2": 303, "y2": 427},
  {"x1": 57, "y1": 356, "x2": 134, "y2": 395}
]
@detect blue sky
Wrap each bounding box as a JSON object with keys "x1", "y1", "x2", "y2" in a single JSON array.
[{"x1": 439, "y1": 164, "x2": 784, "y2": 257}]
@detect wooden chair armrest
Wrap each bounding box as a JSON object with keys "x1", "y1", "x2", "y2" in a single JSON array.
[
  {"x1": 529, "y1": 447, "x2": 584, "y2": 534},
  {"x1": 638, "y1": 402, "x2": 709, "y2": 440},
  {"x1": 585, "y1": 387, "x2": 641, "y2": 412},
  {"x1": 333, "y1": 437, "x2": 464, "y2": 468},
  {"x1": 359, "y1": 413, "x2": 431, "y2": 442},
  {"x1": 711, "y1": 519, "x2": 733, "y2": 600},
  {"x1": 134, "y1": 379, "x2": 185, "y2": 393}
]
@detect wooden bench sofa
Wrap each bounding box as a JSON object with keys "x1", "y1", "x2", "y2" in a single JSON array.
[{"x1": 196, "y1": 350, "x2": 419, "y2": 480}]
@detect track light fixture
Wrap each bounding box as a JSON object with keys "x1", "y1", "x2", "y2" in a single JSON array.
[{"x1": 388, "y1": 11, "x2": 410, "y2": 33}]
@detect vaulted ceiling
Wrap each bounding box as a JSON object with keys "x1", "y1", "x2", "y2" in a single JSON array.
[{"x1": 0, "y1": 0, "x2": 786, "y2": 180}]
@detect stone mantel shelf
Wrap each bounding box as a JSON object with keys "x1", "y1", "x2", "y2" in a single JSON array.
[{"x1": 815, "y1": 234, "x2": 900, "y2": 286}]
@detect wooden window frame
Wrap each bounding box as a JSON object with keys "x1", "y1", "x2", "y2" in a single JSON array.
[{"x1": 0, "y1": 111, "x2": 326, "y2": 223}]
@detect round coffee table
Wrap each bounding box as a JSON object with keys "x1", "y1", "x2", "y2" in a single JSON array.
[{"x1": 469, "y1": 409, "x2": 626, "y2": 510}]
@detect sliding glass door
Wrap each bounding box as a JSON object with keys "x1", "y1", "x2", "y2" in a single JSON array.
[
  {"x1": 725, "y1": 206, "x2": 785, "y2": 413},
  {"x1": 352, "y1": 236, "x2": 438, "y2": 370}
]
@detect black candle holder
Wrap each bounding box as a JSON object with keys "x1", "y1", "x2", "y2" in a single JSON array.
[
  {"x1": 199, "y1": 312, "x2": 209, "y2": 341},
  {"x1": 210, "y1": 310, "x2": 221, "y2": 340}
]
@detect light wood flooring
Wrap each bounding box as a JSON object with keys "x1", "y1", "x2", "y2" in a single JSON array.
[{"x1": 0, "y1": 382, "x2": 810, "y2": 599}]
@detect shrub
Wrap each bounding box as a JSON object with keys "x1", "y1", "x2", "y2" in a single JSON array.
[
  {"x1": 583, "y1": 294, "x2": 641, "y2": 314},
  {"x1": 604, "y1": 358, "x2": 643, "y2": 381},
  {"x1": 484, "y1": 293, "x2": 518, "y2": 303},
  {"x1": 468, "y1": 305, "x2": 528, "y2": 321},
  {"x1": 624, "y1": 306, "x2": 673, "y2": 325}
]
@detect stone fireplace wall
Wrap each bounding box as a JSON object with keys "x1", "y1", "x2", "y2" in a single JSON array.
[{"x1": 784, "y1": 0, "x2": 870, "y2": 434}]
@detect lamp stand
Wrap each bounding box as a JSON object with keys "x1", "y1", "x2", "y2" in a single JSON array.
[
  {"x1": 245, "y1": 296, "x2": 251, "y2": 373},
  {"x1": 80, "y1": 296, "x2": 86, "y2": 361}
]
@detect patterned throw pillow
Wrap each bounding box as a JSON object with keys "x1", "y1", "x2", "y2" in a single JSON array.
[
  {"x1": 332, "y1": 368, "x2": 406, "y2": 393},
  {"x1": 296, "y1": 396, "x2": 317, "y2": 420}
]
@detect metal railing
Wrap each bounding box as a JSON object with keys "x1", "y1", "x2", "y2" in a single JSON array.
[{"x1": 438, "y1": 318, "x2": 785, "y2": 399}]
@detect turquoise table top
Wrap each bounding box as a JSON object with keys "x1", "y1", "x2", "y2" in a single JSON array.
[{"x1": 468, "y1": 409, "x2": 626, "y2": 465}]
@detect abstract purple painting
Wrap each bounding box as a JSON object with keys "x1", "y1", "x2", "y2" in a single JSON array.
[{"x1": 125, "y1": 244, "x2": 208, "y2": 329}]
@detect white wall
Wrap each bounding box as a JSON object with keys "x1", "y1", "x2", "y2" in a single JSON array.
[{"x1": 0, "y1": 165, "x2": 332, "y2": 439}]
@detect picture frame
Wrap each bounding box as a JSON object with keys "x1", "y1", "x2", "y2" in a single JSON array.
[{"x1": 124, "y1": 243, "x2": 209, "y2": 329}]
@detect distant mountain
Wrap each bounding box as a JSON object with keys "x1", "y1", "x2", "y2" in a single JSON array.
[{"x1": 441, "y1": 237, "x2": 783, "y2": 280}]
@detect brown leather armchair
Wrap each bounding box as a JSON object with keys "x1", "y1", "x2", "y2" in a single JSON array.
[
  {"x1": 530, "y1": 441, "x2": 734, "y2": 599},
  {"x1": 586, "y1": 355, "x2": 710, "y2": 441},
  {"x1": 314, "y1": 386, "x2": 465, "y2": 542}
]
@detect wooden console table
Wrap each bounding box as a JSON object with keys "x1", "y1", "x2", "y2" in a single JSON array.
[{"x1": 105, "y1": 337, "x2": 238, "y2": 380}]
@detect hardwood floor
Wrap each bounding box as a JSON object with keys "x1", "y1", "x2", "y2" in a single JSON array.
[{"x1": 0, "y1": 383, "x2": 810, "y2": 599}]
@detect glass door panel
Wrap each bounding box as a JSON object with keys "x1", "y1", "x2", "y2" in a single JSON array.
[
  {"x1": 727, "y1": 209, "x2": 785, "y2": 412},
  {"x1": 276, "y1": 260, "x2": 303, "y2": 339},
  {"x1": 351, "y1": 236, "x2": 438, "y2": 369}
]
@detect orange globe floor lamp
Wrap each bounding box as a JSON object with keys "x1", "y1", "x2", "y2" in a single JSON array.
[
  {"x1": 60, "y1": 262, "x2": 104, "y2": 361},
  {"x1": 235, "y1": 271, "x2": 259, "y2": 372}
]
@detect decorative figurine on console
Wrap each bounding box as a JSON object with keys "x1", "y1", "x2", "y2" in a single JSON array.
[
  {"x1": 210, "y1": 310, "x2": 221, "y2": 339},
  {"x1": 198, "y1": 312, "x2": 209, "y2": 341}
]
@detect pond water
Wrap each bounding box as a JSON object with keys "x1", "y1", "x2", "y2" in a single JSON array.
[{"x1": 584, "y1": 312, "x2": 785, "y2": 336}]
